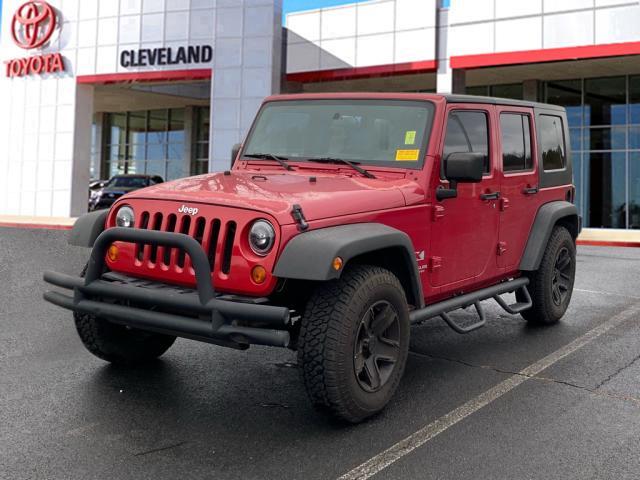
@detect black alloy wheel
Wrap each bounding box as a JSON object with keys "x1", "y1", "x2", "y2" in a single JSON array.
[
  {"x1": 354, "y1": 300, "x2": 401, "y2": 393},
  {"x1": 551, "y1": 247, "x2": 572, "y2": 307}
]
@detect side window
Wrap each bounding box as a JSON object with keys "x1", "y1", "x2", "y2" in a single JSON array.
[
  {"x1": 443, "y1": 111, "x2": 490, "y2": 173},
  {"x1": 538, "y1": 115, "x2": 566, "y2": 171},
  {"x1": 500, "y1": 113, "x2": 533, "y2": 172}
]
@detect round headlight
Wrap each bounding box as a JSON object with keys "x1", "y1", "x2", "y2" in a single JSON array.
[
  {"x1": 248, "y1": 220, "x2": 275, "y2": 256},
  {"x1": 115, "y1": 206, "x2": 135, "y2": 228}
]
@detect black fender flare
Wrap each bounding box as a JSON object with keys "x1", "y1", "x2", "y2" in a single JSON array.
[
  {"x1": 68, "y1": 210, "x2": 108, "y2": 247},
  {"x1": 273, "y1": 223, "x2": 424, "y2": 308},
  {"x1": 520, "y1": 201, "x2": 580, "y2": 271}
]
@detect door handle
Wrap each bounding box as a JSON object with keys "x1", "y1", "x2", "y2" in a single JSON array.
[
  {"x1": 523, "y1": 186, "x2": 539, "y2": 195},
  {"x1": 480, "y1": 191, "x2": 500, "y2": 201}
]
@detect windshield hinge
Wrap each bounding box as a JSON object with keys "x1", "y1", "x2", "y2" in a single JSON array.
[{"x1": 291, "y1": 204, "x2": 309, "y2": 232}]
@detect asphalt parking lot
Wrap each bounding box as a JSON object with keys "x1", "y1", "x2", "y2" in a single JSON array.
[{"x1": 1, "y1": 227, "x2": 639, "y2": 480}]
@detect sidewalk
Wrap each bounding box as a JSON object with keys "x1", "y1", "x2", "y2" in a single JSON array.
[
  {"x1": 1, "y1": 216, "x2": 639, "y2": 247},
  {"x1": 577, "y1": 228, "x2": 640, "y2": 247},
  {"x1": 0, "y1": 215, "x2": 76, "y2": 230}
]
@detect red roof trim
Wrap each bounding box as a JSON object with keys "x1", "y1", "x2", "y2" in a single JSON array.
[
  {"x1": 77, "y1": 69, "x2": 212, "y2": 85},
  {"x1": 450, "y1": 41, "x2": 640, "y2": 69},
  {"x1": 286, "y1": 59, "x2": 437, "y2": 83}
]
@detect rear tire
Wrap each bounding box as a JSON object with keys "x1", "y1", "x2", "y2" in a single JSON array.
[
  {"x1": 519, "y1": 226, "x2": 576, "y2": 325},
  {"x1": 297, "y1": 265, "x2": 410, "y2": 423},
  {"x1": 74, "y1": 264, "x2": 176, "y2": 365}
]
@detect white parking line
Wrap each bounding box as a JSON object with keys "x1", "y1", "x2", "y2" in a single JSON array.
[{"x1": 338, "y1": 301, "x2": 640, "y2": 480}]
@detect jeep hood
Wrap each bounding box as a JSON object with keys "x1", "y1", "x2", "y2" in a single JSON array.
[{"x1": 125, "y1": 171, "x2": 419, "y2": 225}]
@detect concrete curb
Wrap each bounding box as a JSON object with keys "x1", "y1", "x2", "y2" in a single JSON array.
[{"x1": 0, "y1": 216, "x2": 76, "y2": 230}]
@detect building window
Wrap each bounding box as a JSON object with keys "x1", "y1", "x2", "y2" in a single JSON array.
[
  {"x1": 466, "y1": 84, "x2": 523, "y2": 100},
  {"x1": 492, "y1": 84, "x2": 523, "y2": 100},
  {"x1": 500, "y1": 113, "x2": 532, "y2": 172},
  {"x1": 192, "y1": 106, "x2": 210, "y2": 175},
  {"x1": 544, "y1": 75, "x2": 640, "y2": 229},
  {"x1": 102, "y1": 109, "x2": 187, "y2": 181},
  {"x1": 629, "y1": 153, "x2": 640, "y2": 229},
  {"x1": 588, "y1": 152, "x2": 626, "y2": 228},
  {"x1": 90, "y1": 115, "x2": 101, "y2": 180}
]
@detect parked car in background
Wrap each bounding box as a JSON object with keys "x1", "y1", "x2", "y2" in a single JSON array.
[
  {"x1": 89, "y1": 174, "x2": 164, "y2": 211},
  {"x1": 89, "y1": 179, "x2": 108, "y2": 192}
]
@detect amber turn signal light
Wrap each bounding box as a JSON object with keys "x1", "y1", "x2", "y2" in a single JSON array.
[
  {"x1": 332, "y1": 256, "x2": 343, "y2": 271},
  {"x1": 251, "y1": 265, "x2": 267, "y2": 284},
  {"x1": 107, "y1": 244, "x2": 119, "y2": 262}
]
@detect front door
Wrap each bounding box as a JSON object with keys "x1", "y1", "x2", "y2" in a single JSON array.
[
  {"x1": 495, "y1": 107, "x2": 539, "y2": 269},
  {"x1": 429, "y1": 105, "x2": 501, "y2": 288}
]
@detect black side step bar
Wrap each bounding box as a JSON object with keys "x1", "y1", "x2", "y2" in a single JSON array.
[
  {"x1": 409, "y1": 277, "x2": 532, "y2": 334},
  {"x1": 440, "y1": 302, "x2": 486, "y2": 334}
]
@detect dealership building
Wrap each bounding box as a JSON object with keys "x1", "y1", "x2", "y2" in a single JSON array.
[{"x1": 1, "y1": 0, "x2": 640, "y2": 230}]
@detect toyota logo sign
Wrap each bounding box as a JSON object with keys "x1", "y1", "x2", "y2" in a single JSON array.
[
  {"x1": 11, "y1": 1, "x2": 57, "y2": 50},
  {"x1": 4, "y1": 0, "x2": 66, "y2": 78}
]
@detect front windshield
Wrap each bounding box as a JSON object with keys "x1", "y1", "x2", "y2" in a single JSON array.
[
  {"x1": 243, "y1": 100, "x2": 434, "y2": 168},
  {"x1": 108, "y1": 177, "x2": 149, "y2": 188}
]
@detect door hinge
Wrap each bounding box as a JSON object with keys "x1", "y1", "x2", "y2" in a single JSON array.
[
  {"x1": 429, "y1": 256, "x2": 442, "y2": 271},
  {"x1": 432, "y1": 204, "x2": 445, "y2": 221},
  {"x1": 500, "y1": 197, "x2": 510, "y2": 211},
  {"x1": 497, "y1": 241, "x2": 507, "y2": 256}
]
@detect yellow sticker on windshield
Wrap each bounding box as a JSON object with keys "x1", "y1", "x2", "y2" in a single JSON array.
[
  {"x1": 396, "y1": 149, "x2": 420, "y2": 161},
  {"x1": 405, "y1": 130, "x2": 417, "y2": 145}
]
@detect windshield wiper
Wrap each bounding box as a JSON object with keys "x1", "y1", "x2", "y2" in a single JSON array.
[
  {"x1": 306, "y1": 157, "x2": 376, "y2": 179},
  {"x1": 244, "y1": 153, "x2": 294, "y2": 171}
]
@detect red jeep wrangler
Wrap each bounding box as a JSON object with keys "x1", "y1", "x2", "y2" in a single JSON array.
[{"x1": 44, "y1": 94, "x2": 579, "y2": 423}]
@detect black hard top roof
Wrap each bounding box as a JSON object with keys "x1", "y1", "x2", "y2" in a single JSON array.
[{"x1": 444, "y1": 94, "x2": 565, "y2": 112}]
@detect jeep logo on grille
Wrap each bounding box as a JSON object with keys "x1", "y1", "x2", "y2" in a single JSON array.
[{"x1": 178, "y1": 205, "x2": 199, "y2": 216}]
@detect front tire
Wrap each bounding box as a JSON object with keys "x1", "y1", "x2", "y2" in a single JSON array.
[
  {"x1": 298, "y1": 265, "x2": 410, "y2": 423},
  {"x1": 519, "y1": 226, "x2": 576, "y2": 325},
  {"x1": 74, "y1": 264, "x2": 176, "y2": 365}
]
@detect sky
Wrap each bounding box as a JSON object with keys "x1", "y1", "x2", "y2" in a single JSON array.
[{"x1": 283, "y1": 0, "x2": 369, "y2": 16}]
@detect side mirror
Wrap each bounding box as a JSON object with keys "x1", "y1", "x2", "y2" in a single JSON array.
[
  {"x1": 231, "y1": 143, "x2": 242, "y2": 166},
  {"x1": 437, "y1": 152, "x2": 485, "y2": 201}
]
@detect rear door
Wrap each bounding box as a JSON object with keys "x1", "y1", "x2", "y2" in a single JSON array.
[
  {"x1": 496, "y1": 106, "x2": 539, "y2": 269},
  {"x1": 429, "y1": 105, "x2": 501, "y2": 288}
]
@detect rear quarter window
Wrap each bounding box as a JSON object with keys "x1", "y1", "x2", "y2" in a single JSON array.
[{"x1": 538, "y1": 115, "x2": 566, "y2": 171}]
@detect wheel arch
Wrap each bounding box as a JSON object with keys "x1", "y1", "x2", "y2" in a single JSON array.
[
  {"x1": 520, "y1": 201, "x2": 580, "y2": 272},
  {"x1": 68, "y1": 210, "x2": 108, "y2": 247},
  {"x1": 273, "y1": 223, "x2": 424, "y2": 308}
]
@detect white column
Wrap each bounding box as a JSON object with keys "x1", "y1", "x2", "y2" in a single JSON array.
[
  {"x1": 209, "y1": 0, "x2": 283, "y2": 173},
  {"x1": 435, "y1": 6, "x2": 466, "y2": 95},
  {"x1": 70, "y1": 84, "x2": 94, "y2": 216},
  {"x1": 436, "y1": 7, "x2": 453, "y2": 94}
]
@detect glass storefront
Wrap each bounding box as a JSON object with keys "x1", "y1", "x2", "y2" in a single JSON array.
[
  {"x1": 192, "y1": 107, "x2": 210, "y2": 176},
  {"x1": 101, "y1": 107, "x2": 210, "y2": 182},
  {"x1": 466, "y1": 83, "x2": 524, "y2": 100},
  {"x1": 468, "y1": 77, "x2": 640, "y2": 229},
  {"x1": 544, "y1": 76, "x2": 640, "y2": 229}
]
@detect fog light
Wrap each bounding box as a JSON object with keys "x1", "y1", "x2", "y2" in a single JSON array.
[
  {"x1": 332, "y1": 256, "x2": 343, "y2": 271},
  {"x1": 251, "y1": 265, "x2": 267, "y2": 284},
  {"x1": 107, "y1": 244, "x2": 119, "y2": 262}
]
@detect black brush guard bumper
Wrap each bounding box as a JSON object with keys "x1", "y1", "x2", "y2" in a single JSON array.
[{"x1": 43, "y1": 228, "x2": 291, "y2": 349}]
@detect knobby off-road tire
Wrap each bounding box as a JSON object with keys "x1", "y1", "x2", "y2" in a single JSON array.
[
  {"x1": 74, "y1": 264, "x2": 176, "y2": 365},
  {"x1": 298, "y1": 265, "x2": 410, "y2": 423},
  {"x1": 518, "y1": 226, "x2": 576, "y2": 325}
]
